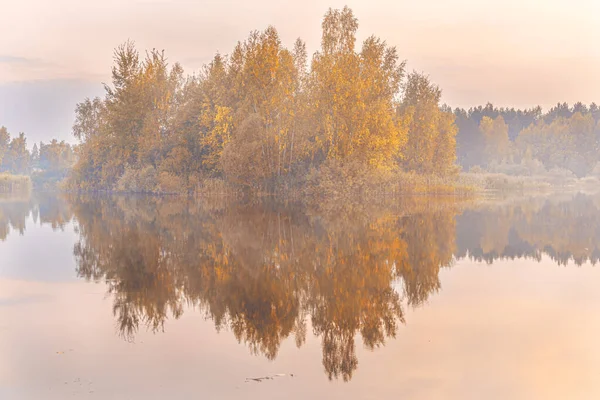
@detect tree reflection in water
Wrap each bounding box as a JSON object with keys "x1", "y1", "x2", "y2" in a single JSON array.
[
  {"x1": 3, "y1": 192, "x2": 600, "y2": 381},
  {"x1": 70, "y1": 195, "x2": 456, "y2": 381}
]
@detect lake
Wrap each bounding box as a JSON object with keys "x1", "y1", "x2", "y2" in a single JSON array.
[{"x1": 1, "y1": 193, "x2": 600, "y2": 399}]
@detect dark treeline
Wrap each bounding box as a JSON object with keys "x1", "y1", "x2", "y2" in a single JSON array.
[{"x1": 455, "y1": 102, "x2": 600, "y2": 177}]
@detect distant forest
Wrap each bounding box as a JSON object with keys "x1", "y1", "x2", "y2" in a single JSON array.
[
  {"x1": 1, "y1": 6, "x2": 599, "y2": 194},
  {"x1": 455, "y1": 102, "x2": 600, "y2": 177},
  {"x1": 0, "y1": 127, "x2": 75, "y2": 190}
]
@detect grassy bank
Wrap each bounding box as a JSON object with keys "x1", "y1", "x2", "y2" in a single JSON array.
[
  {"x1": 73, "y1": 161, "x2": 475, "y2": 200},
  {"x1": 460, "y1": 171, "x2": 600, "y2": 194},
  {"x1": 0, "y1": 174, "x2": 32, "y2": 194}
]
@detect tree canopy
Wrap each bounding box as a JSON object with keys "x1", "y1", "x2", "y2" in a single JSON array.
[{"x1": 67, "y1": 7, "x2": 460, "y2": 194}]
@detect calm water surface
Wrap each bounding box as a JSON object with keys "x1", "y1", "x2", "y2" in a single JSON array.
[{"x1": 1, "y1": 193, "x2": 600, "y2": 399}]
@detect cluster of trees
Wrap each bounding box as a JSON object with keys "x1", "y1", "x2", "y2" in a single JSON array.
[
  {"x1": 31, "y1": 139, "x2": 77, "y2": 189},
  {"x1": 0, "y1": 125, "x2": 76, "y2": 188},
  {"x1": 455, "y1": 103, "x2": 600, "y2": 177},
  {"x1": 69, "y1": 7, "x2": 457, "y2": 194},
  {"x1": 32, "y1": 139, "x2": 77, "y2": 172},
  {"x1": 0, "y1": 173, "x2": 30, "y2": 194},
  {"x1": 0, "y1": 127, "x2": 30, "y2": 175},
  {"x1": 5, "y1": 8, "x2": 600, "y2": 194}
]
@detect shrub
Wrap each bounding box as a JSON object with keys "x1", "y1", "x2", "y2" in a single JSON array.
[
  {"x1": 156, "y1": 172, "x2": 184, "y2": 194},
  {"x1": 197, "y1": 178, "x2": 241, "y2": 197},
  {"x1": 305, "y1": 159, "x2": 395, "y2": 200},
  {"x1": 116, "y1": 165, "x2": 159, "y2": 193},
  {"x1": 304, "y1": 160, "x2": 470, "y2": 200}
]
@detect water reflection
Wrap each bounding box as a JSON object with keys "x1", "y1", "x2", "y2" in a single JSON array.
[
  {"x1": 69, "y1": 196, "x2": 457, "y2": 381},
  {"x1": 0, "y1": 194, "x2": 72, "y2": 240},
  {"x1": 456, "y1": 193, "x2": 600, "y2": 265},
  {"x1": 2, "y1": 192, "x2": 600, "y2": 381}
]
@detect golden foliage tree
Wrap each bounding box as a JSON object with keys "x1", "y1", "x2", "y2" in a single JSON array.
[
  {"x1": 310, "y1": 7, "x2": 407, "y2": 170},
  {"x1": 399, "y1": 72, "x2": 458, "y2": 175},
  {"x1": 69, "y1": 7, "x2": 460, "y2": 194}
]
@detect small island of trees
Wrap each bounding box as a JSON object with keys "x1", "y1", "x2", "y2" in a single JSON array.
[{"x1": 2, "y1": 6, "x2": 600, "y2": 196}]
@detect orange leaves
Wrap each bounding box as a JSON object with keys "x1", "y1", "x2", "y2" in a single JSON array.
[
  {"x1": 399, "y1": 72, "x2": 457, "y2": 176},
  {"x1": 69, "y1": 7, "x2": 461, "y2": 194},
  {"x1": 310, "y1": 15, "x2": 406, "y2": 170}
]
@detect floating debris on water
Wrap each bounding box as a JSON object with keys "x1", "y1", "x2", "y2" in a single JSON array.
[{"x1": 245, "y1": 373, "x2": 295, "y2": 383}]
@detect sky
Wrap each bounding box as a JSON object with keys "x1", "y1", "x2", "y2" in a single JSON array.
[{"x1": 1, "y1": 0, "x2": 599, "y2": 144}]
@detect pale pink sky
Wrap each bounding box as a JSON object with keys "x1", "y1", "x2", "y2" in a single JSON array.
[{"x1": 0, "y1": 0, "x2": 599, "y2": 142}]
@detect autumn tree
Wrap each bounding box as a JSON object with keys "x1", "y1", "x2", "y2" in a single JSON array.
[
  {"x1": 196, "y1": 54, "x2": 233, "y2": 175},
  {"x1": 479, "y1": 115, "x2": 510, "y2": 165},
  {"x1": 399, "y1": 72, "x2": 457, "y2": 175},
  {"x1": 1, "y1": 133, "x2": 30, "y2": 174},
  {"x1": 221, "y1": 27, "x2": 301, "y2": 188},
  {"x1": 68, "y1": 7, "x2": 465, "y2": 194},
  {"x1": 309, "y1": 7, "x2": 406, "y2": 170},
  {"x1": 70, "y1": 42, "x2": 185, "y2": 191}
]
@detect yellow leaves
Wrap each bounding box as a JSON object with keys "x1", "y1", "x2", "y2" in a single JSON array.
[
  {"x1": 311, "y1": 27, "x2": 406, "y2": 170},
  {"x1": 70, "y1": 7, "x2": 462, "y2": 193},
  {"x1": 397, "y1": 72, "x2": 458, "y2": 175},
  {"x1": 213, "y1": 106, "x2": 233, "y2": 142}
]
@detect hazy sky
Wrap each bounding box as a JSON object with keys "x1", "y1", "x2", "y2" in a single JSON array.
[{"x1": 1, "y1": 0, "x2": 599, "y2": 143}]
